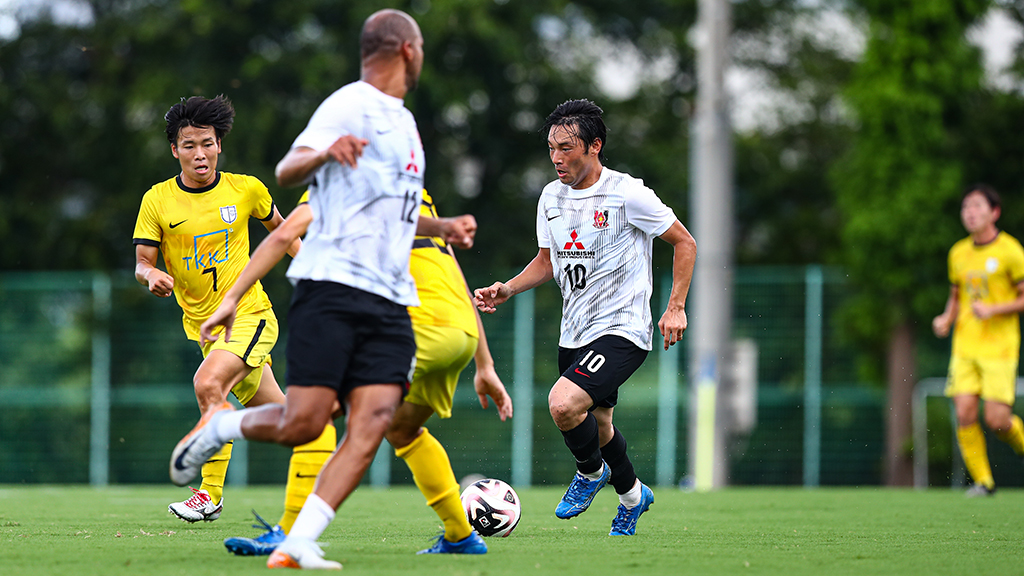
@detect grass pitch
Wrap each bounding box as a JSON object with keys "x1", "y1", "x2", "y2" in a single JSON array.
[{"x1": 1, "y1": 485, "x2": 1022, "y2": 575}]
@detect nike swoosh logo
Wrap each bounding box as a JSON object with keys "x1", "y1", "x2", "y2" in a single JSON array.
[
  {"x1": 173, "y1": 436, "x2": 199, "y2": 471},
  {"x1": 295, "y1": 472, "x2": 319, "y2": 478},
  {"x1": 574, "y1": 368, "x2": 590, "y2": 378},
  {"x1": 548, "y1": 214, "x2": 560, "y2": 221},
  {"x1": 170, "y1": 220, "x2": 187, "y2": 229}
]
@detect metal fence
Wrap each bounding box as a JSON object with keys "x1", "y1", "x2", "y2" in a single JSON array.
[{"x1": 0, "y1": 266, "x2": 972, "y2": 488}]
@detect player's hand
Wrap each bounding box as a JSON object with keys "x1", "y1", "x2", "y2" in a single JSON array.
[
  {"x1": 474, "y1": 364, "x2": 513, "y2": 421},
  {"x1": 327, "y1": 134, "x2": 368, "y2": 168},
  {"x1": 932, "y1": 314, "x2": 953, "y2": 337},
  {"x1": 474, "y1": 282, "x2": 513, "y2": 314},
  {"x1": 199, "y1": 301, "x2": 238, "y2": 346},
  {"x1": 971, "y1": 301, "x2": 995, "y2": 320},
  {"x1": 147, "y1": 270, "x2": 175, "y2": 298},
  {"x1": 658, "y1": 307, "x2": 687, "y2": 351},
  {"x1": 441, "y1": 215, "x2": 477, "y2": 249}
]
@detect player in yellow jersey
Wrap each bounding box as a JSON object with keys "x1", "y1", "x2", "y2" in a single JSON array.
[
  {"x1": 133, "y1": 95, "x2": 336, "y2": 523},
  {"x1": 933, "y1": 184, "x2": 1024, "y2": 496},
  {"x1": 221, "y1": 189, "x2": 513, "y2": 556}
]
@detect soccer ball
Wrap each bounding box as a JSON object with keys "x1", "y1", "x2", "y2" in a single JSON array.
[{"x1": 460, "y1": 478, "x2": 521, "y2": 537}]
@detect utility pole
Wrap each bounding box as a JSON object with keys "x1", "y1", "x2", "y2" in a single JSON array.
[{"x1": 688, "y1": 0, "x2": 733, "y2": 491}]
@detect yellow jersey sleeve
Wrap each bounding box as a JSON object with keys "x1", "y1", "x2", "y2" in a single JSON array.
[
  {"x1": 248, "y1": 176, "x2": 275, "y2": 221},
  {"x1": 133, "y1": 189, "x2": 164, "y2": 246},
  {"x1": 407, "y1": 190, "x2": 479, "y2": 338}
]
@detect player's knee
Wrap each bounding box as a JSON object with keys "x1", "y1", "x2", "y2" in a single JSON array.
[
  {"x1": 548, "y1": 402, "x2": 579, "y2": 429},
  {"x1": 984, "y1": 412, "x2": 1011, "y2": 433},
  {"x1": 192, "y1": 373, "x2": 228, "y2": 410}
]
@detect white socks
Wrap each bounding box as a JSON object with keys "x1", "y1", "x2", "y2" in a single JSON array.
[
  {"x1": 288, "y1": 493, "x2": 336, "y2": 542},
  {"x1": 619, "y1": 480, "x2": 642, "y2": 508},
  {"x1": 214, "y1": 409, "x2": 246, "y2": 442},
  {"x1": 581, "y1": 463, "x2": 605, "y2": 481}
]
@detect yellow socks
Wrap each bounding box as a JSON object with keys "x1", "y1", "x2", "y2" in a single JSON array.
[
  {"x1": 199, "y1": 441, "x2": 232, "y2": 505},
  {"x1": 395, "y1": 428, "x2": 472, "y2": 543},
  {"x1": 279, "y1": 423, "x2": 336, "y2": 534},
  {"x1": 957, "y1": 423, "x2": 994, "y2": 489},
  {"x1": 995, "y1": 414, "x2": 1024, "y2": 456}
]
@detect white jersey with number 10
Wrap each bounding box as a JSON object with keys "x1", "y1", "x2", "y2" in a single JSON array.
[{"x1": 536, "y1": 167, "x2": 676, "y2": 351}]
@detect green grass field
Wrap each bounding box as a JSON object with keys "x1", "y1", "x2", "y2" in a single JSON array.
[{"x1": 2, "y1": 485, "x2": 1022, "y2": 575}]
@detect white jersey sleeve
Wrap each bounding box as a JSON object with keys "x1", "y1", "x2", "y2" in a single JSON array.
[
  {"x1": 536, "y1": 193, "x2": 551, "y2": 249},
  {"x1": 291, "y1": 90, "x2": 359, "y2": 151},
  {"x1": 625, "y1": 183, "x2": 676, "y2": 237}
]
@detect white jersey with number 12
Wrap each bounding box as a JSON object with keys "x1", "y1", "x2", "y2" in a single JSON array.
[{"x1": 286, "y1": 80, "x2": 425, "y2": 307}]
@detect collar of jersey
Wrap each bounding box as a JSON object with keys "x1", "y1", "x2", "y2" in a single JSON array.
[
  {"x1": 564, "y1": 165, "x2": 609, "y2": 197},
  {"x1": 355, "y1": 80, "x2": 406, "y2": 109},
  {"x1": 176, "y1": 171, "x2": 221, "y2": 194}
]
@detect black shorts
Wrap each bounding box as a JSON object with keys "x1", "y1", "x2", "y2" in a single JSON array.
[
  {"x1": 558, "y1": 335, "x2": 648, "y2": 409},
  {"x1": 285, "y1": 280, "x2": 415, "y2": 398}
]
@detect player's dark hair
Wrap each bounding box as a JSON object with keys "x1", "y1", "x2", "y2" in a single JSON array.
[
  {"x1": 361, "y1": 9, "x2": 418, "y2": 60},
  {"x1": 542, "y1": 99, "x2": 607, "y2": 163},
  {"x1": 962, "y1": 183, "x2": 1000, "y2": 210},
  {"x1": 164, "y1": 95, "x2": 235, "y2": 144}
]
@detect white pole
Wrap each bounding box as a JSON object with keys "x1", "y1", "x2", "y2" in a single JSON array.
[
  {"x1": 511, "y1": 290, "x2": 535, "y2": 487},
  {"x1": 689, "y1": 0, "x2": 733, "y2": 491},
  {"x1": 89, "y1": 272, "x2": 111, "y2": 486}
]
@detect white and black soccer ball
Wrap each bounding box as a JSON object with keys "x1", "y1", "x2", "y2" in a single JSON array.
[{"x1": 460, "y1": 478, "x2": 521, "y2": 537}]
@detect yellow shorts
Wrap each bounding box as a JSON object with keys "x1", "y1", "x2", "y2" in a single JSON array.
[
  {"x1": 192, "y1": 308, "x2": 279, "y2": 406},
  {"x1": 945, "y1": 355, "x2": 1018, "y2": 406},
  {"x1": 404, "y1": 325, "x2": 477, "y2": 419}
]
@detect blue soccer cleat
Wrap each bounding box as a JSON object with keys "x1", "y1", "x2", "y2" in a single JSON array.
[
  {"x1": 609, "y1": 482, "x2": 654, "y2": 536},
  {"x1": 224, "y1": 510, "x2": 286, "y2": 556},
  {"x1": 555, "y1": 462, "x2": 610, "y2": 519},
  {"x1": 416, "y1": 531, "x2": 488, "y2": 555}
]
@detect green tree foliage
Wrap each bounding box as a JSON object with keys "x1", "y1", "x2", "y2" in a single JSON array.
[
  {"x1": 832, "y1": 0, "x2": 991, "y2": 382},
  {"x1": 0, "y1": 0, "x2": 848, "y2": 278}
]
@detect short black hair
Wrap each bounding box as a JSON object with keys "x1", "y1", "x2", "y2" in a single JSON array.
[
  {"x1": 962, "y1": 183, "x2": 1001, "y2": 210},
  {"x1": 541, "y1": 99, "x2": 607, "y2": 163},
  {"x1": 164, "y1": 95, "x2": 235, "y2": 144}
]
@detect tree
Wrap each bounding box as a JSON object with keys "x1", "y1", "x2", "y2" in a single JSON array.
[{"x1": 833, "y1": 0, "x2": 991, "y2": 485}]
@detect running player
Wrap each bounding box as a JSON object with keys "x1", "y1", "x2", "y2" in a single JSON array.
[
  {"x1": 167, "y1": 10, "x2": 478, "y2": 570},
  {"x1": 932, "y1": 184, "x2": 1024, "y2": 496},
  {"x1": 222, "y1": 189, "x2": 512, "y2": 556},
  {"x1": 133, "y1": 95, "x2": 335, "y2": 526},
  {"x1": 475, "y1": 99, "x2": 696, "y2": 536}
]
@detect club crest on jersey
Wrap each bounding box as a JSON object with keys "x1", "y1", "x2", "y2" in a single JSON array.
[
  {"x1": 219, "y1": 205, "x2": 237, "y2": 224},
  {"x1": 593, "y1": 209, "x2": 609, "y2": 228}
]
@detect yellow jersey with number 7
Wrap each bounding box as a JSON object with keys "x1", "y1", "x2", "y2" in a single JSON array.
[{"x1": 133, "y1": 171, "x2": 275, "y2": 340}]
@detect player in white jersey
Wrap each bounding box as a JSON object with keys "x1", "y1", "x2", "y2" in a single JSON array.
[
  {"x1": 167, "y1": 10, "x2": 476, "y2": 570},
  {"x1": 475, "y1": 99, "x2": 696, "y2": 536}
]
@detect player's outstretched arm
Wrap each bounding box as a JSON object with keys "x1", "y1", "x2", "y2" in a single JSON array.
[
  {"x1": 657, "y1": 220, "x2": 697, "y2": 351},
  {"x1": 276, "y1": 136, "x2": 367, "y2": 188},
  {"x1": 200, "y1": 204, "x2": 314, "y2": 346},
  {"x1": 417, "y1": 214, "x2": 477, "y2": 249},
  {"x1": 135, "y1": 245, "x2": 174, "y2": 298},
  {"x1": 448, "y1": 246, "x2": 513, "y2": 420},
  {"x1": 473, "y1": 248, "x2": 554, "y2": 313},
  {"x1": 261, "y1": 205, "x2": 302, "y2": 258},
  {"x1": 470, "y1": 295, "x2": 513, "y2": 420}
]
